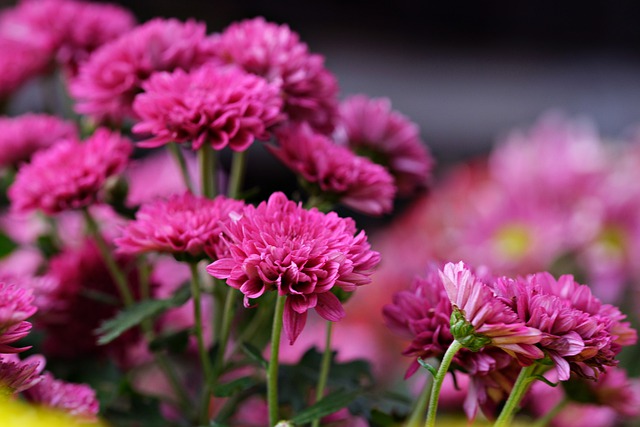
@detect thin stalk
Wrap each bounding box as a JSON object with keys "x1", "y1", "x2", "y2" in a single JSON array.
[
  {"x1": 268, "y1": 294, "x2": 286, "y2": 426},
  {"x1": 311, "y1": 321, "x2": 334, "y2": 427},
  {"x1": 493, "y1": 364, "x2": 537, "y2": 427},
  {"x1": 82, "y1": 208, "x2": 134, "y2": 307},
  {"x1": 189, "y1": 262, "x2": 215, "y2": 424},
  {"x1": 168, "y1": 143, "x2": 194, "y2": 193},
  {"x1": 228, "y1": 150, "x2": 247, "y2": 199},
  {"x1": 198, "y1": 145, "x2": 217, "y2": 198},
  {"x1": 406, "y1": 368, "x2": 435, "y2": 427},
  {"x1": 424, "y1": 340, "x2": 463, "y2": 427},
  {"x1": 531, "y1": 397, "x2": 569, "y2": 427}
]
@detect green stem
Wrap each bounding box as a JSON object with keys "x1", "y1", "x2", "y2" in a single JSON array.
[
  {"x1": 268, "y1": 294, "x2": 286, "y2": 426},
  {"x1": 531, "y1": 396, "x2": 568, "y2": 427},
  {"x1": 311, "y1": 321, "x2": 333, "y2": 427},
  {"x1": 198, "y1": 145, "x2": 217, "y2": 198},
  {"x1": 424, "y1": 340, "x2": 463, "y2": 427},
  {"x1": 189, "y1": 262, "x2": 214, "y2": 424},
  {"x1": 82, "y1": 208, "x2": 134, "y2": 307},
  {"x1": 168, "y1": 143, "x2": 194, "y2": 193},
  {"x1": 406, "y1": 364, "x2": 436, "y2": 427},
  {"x1": 493, "y1": 364, "x2": 537, "y2": 427},
  {"x1": 228, "y1": 150, "x2": 247, "y2": 199}
]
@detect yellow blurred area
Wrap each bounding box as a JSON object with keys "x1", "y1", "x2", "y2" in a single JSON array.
[{"x1": 0, "y1": 398, "x2": 106, "y2": 427}]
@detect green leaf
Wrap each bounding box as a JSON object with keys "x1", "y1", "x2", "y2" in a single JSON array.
[
  {"x1": 290, "y1": 389, "x2": 360, "y2": 424},
  {"x1": 0, "y1": 232, "x2": 17, "y2": 259},
  {"x1": 96, "y1": 284, "x2": 191, "y2": 345},
  {"x1": 212, "y1": 376, "x2": 257, "y2": 397},
  {"x1": 241, "y1": 342, "x2": 268, "y2": 369},
  {"x1": 417, "y1": 358, "x2": 438, "y2": 377}
]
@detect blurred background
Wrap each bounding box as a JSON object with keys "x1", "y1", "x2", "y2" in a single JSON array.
[{"x1": 92, "y1": 0, "x2": 640, "y2": 164}]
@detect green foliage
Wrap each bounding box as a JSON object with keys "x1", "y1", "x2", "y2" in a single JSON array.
[
  {"x1": 0, "y1": 231, "x2": 17, "y2": 259},
  {"x1": 289, "y1": 389, "x2": 360, "y2": 424},
  {"x1": 148, "y1": 328, "x2": 192, "y2": 354}
]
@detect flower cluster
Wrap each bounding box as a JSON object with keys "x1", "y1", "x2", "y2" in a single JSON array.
[{"x1": 207, "y1": 192, "x2": 381, "y2": 343}]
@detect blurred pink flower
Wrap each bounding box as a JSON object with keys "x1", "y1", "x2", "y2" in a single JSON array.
[
  {"x1": 116, "y1": 193, "x2": 245, "y2": 260},
  {"x1": 0, "y1": 282, "x2": 36, "y2": 354},
  {"x1": 0, "y1": 354, "x2": 45, "y2": 393},
  {"x1": 0, "y1": 114, "x2": 77, "y2": 167},
  {"x1": 210, "y1": 17, "x2": 339, "y2": 133},
  {"x1": 336, "y1": 94, "x2": 433, "y2": 196},
  {"x1": 207, "y1": 192, "x2": 380, "y2": 344},
  {"x1": 269, "y1": 124, "x2": 396, "y2": 216},
  {"x1": 8, "y1": 128, "x2": 132, "y2": 215},
  {"x1": 23, "y1": 372, "x2": 99, "y2": 419},
  {"x1": 71, "y1": 18, "x2": 214, "y2": 123},
  {"x1": 441, "y1": 262, "x2": 543, "y2": 361},
  {"x1": 0, "y1": 38, "x2": 51, "y2": 99},
  {"x1": 133, "y1": 64, "x2": 283, "y2": 151}
]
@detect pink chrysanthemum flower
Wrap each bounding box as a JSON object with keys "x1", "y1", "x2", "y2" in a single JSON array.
[
  {"x1": 0, "y1": 354, "x2": 45, "y2": 394},
  {"x1": 71, "y1": 18, "x2": 214, "y2": 123},
  {"x1": 210, "y1": 17, "x2": 339, "y2": 133},
  {"x1": 440, "y1": 262, "x2": 543, "y2": 361},
  {"x1": 23, "y1": 372, "x2": 99, "y2": 419},
  {"x1": 115, "y1": 193, "x2": 245, "y2": 261},
  {"x1": 0, "y1": 282, "x2": 37, "y2": 354},
  {"x1": 336, "y1": 94, "x2": 434, "y2": 196},
  {"x1": 0, "y1": 114, "x2": 77, "y2": 167},
  {"x1": 269, "y1": 124, "x2": 396, "y2": 216},
  {"x1": 207, "y1": 192, "x2": 380, "y2": 344},
  {"x1": 8, "y1": 128, "x2": 132, "y2": 215},
  {"x1": 382, "y1": 267, "x2": 454, "y2": 377},
  {"x1": 0, "y1": 38, "x2": 51, "y2": 99},
  {"x1": 133, "y1": 64, "x2": 283, "y2": 151}
]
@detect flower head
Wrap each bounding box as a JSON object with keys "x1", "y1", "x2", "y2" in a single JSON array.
[
  {"x1": 0, "y1": 354, "x2": 45, "y2": 394},
  {"x1": 440, "y1": 262, "x2": 543, "y2": 361},
  {"x1": 269, "y1": 124, "x2": 396, "y2": 215},
  {"x1": 71, "y1": 18, "x2": 214, "y2": 123},
  {"x1": 115, "y1": 193, "x2": 245, "y2": 261},
  {"x1": 207, "y1": 192, "x2": 380, "y2": 344},
  {"x1": 133, "y1": 64, "x2": 283, "y2": 151},
  {"x1": 0, "y1": 38, "x2": 51, "y2": 99},
  {"x1": 0, "y1": 114, "x2": 77, "y2": 167},
  {"x1": 8, "y1": 128, "x2": 132, "y2": 215},
  {"x1": 336, "y1": 95, "x2": 434, "y2": 195},
  {"x1": 0, "y1": 282, "x2": 36, "y2": 354},
  {"x1": 210, "y1": 17, "x2": 339, "y2": 133},
  {"x1": 23, "y1": 372, "x2": 99, "y2": 419}
]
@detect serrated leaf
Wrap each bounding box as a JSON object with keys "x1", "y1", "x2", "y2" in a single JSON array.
[
  {"x1": 96, "y1": 285, "x2": 192, "y2": 345},
  {"x1": 213, "y1": 376, "x2": 257, "y2": 397},
  {"x1": 289, "y1": 389, "x2": 360, "y2": 424},
  {"x1": 241, "y1": 342, "x2": 268, "y2": 369}
]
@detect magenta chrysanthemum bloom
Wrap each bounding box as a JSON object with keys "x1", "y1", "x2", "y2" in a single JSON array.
[
  {"x1": 269, "y1": 124, "x2": 396, "y2": 215},
  {"x1": 207, "y1": 192, "x2": 380, "y2": 344},
  {"x1": 115, "y1": 193, "x2": 245, "y2": 260},
  {"x1": 0, "y1": 354, "x2": 44, "y2": 394},
  {"x1": 336, "y1": 95, "x2": 434, "y2": 196},
  {"x1": 382, "y1": 267, "x2": 454, "y2": 377},
  {"x1": 441, "y1": 262, "x2": 543, "y2": 361},
  {"x1": 23, "y1": 372, "x2": 99, "y2": 419},
  {"x1": 133, "y1": 64, "x2": 283, "y2": 151},
  {"x1": 210, "y1": 17, "x2": 339, "y2": 133},
  {"x1": 0, "y1": 282, "x2": 37, "y2": 354},
  {"x1": 8, "y1": 128, "x2": 132, "y2": 215},
  {"x1": 0, "y1": 114, "x2": 77, "y2": 167},
  {"x1": 71, "y1": 18, "x2": 214, "y2": 123}
]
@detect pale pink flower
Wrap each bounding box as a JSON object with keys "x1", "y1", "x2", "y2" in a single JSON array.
[
  {"x1": 210, "y1": 17, "x2": 339, "y2": 133},
  {"x1": 24, "y1": 372, "x2": 99, "y2": 419},
  {"x1": 8, "y1": 128, "x2": 132, "y2": 215},
  {"x1": 0, "y1": 282, "x2": 36, "y2": 354},
  {"x1": 0, "y1": 114, "x2": 77, "y2": 167},
  {"x1": 71, "y1": 18, "x2": 214, "y2": 123},
  {"x1": 269, "y1": 124, "x2": 396, "y2": 215},
  {"x1": 0, "y1": 354, "x2": 44, "y2": 393},
  {"x1": 115, "y1": 193, "x2": 245, "y2": 260},
  {"x1": 133, "y1": 64, "x2": 283, "y2": 151},
  {"x1": 440, "y1": 262, "x2": 543, "y2": 361},
  {"x1": 336, "y1": 94, "x2": 433, "y2": 195},
  {"x1": 207, "y1": 192, "x2": 380, "y2": 344}
]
